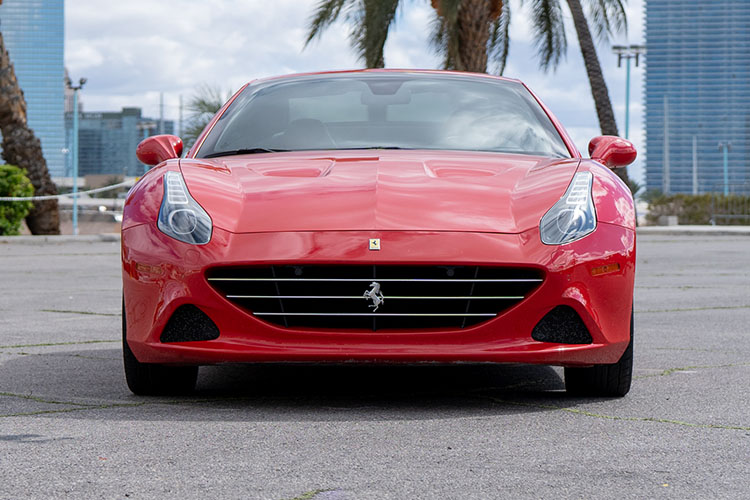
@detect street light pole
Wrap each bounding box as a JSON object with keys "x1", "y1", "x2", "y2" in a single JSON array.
[
  {"x1": 612, "y1": 44, "x2": 646, "y2": 140},
  {"x1": 66, "y1": 77, "x2": 86, "y2": 235}
]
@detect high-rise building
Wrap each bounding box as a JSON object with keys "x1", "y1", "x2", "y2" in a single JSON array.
[
  {"x1": 0, "y1": 0, "x2": 65, "y2": 177},
  {"x1": 644, "y1": 0, "x2": 750, "y2": 195},
  {"x1": 65, "y1": 107, "x2": 175, "y2": 177}
]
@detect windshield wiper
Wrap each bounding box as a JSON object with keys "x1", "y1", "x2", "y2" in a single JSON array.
[{"x1": 202, "y1": 148, "x2": 288, "y2": 158}]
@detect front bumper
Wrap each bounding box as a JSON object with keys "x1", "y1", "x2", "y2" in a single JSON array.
[{"x1": 122, "y1": 223, "x2": 635, "y2": 366}]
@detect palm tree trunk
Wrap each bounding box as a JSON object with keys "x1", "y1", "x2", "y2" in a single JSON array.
[
  {"x1": 456, "y1": 0, "x2": 491, "y2": 73},
  {"x1": 565, "y1": 0, "x2": 629, "y2": 184},
  {"x1": 0, "y1": 32, "x2": 60, "y2": 234}
]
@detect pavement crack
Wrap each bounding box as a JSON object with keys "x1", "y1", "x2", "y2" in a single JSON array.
[
  {"x1": 0, "y1": 340, "x2": 117, "y2": 349},
  {"x1": 0, "y1": 402, "x2": 147, "y2": 419},
  {"x1": 40, "y1": 309, "x2": 121, "y2": 317},
  {"x1": 635, "y1": 305, "x2": 750, "y2": 313},
  {"x1": 0, "y1": 390, "x2": 99, "y2": 407},
  {"x1": 479, "y1": 396, "x2": 750, "y2": 431},
  {"x1": 634, "y1": 362, "x2": 750, "y2": 380},
  {"x1": 282, "y1": 489, "x2": 335, "y2": 500},
  {"x1": 0, "y1": 350, "x2": 118, "y2": 360}
]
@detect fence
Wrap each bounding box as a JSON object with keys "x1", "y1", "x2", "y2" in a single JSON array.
[{"x1": 710, "y1": 183, "x2": 750, "y2": 225}]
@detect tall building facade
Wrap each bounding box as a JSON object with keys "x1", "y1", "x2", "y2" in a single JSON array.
[
  {"x1": 645, "y1": 0, "x2": 750, "y2": 194},
  {"x1": 0, "y1": 0, "x2": 65, "y2": 176},
  {"x1": 65, "y1": 107, "x2": 174, "y2": 177}
]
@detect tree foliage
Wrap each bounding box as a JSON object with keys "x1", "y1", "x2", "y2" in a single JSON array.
[
  {"x1": 430, "y1": 0, "x2": 509, "y2": 73},
  {"x1": 646, "y1": 192, "x2": 750, "y2": 226},
  {"x1": 305, "y1": 0, "x2": 401, "y2": 68},
  {"x1": 182, "y1": 84, "x2": 233, "y2": 148},
  {"x1": 0, "y1": 164, "x2": 33, "y2": 235}
]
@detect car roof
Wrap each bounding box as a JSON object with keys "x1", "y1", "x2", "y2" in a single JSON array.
[{"x1": 247, "y1": 68, "x2": 523, "y2": 87}]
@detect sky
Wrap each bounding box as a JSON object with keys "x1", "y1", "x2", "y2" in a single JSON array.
[{"x1": 65, "y1": 0, "x2": 646, "y2": 183}]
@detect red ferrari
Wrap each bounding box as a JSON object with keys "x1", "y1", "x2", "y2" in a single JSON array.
[{"x1": 123, "y1": 70, "x2": 637, "y2": 397}]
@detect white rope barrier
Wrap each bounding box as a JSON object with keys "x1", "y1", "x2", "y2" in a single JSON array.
[{"x1": 0, "y1": 180, "x2": 135, "y2": 201}]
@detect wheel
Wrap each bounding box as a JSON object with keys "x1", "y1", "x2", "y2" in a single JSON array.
[
  {"x1": 564, "y1": 309, "x2": 633, "y2": 397},
  {"x1": 122, "y1": 299, "x2": 198, "y2": 396}
]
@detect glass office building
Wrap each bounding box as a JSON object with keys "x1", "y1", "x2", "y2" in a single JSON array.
[
  {"x1": 645, "y1": 0, "x2": 750, "y2": 194},
  {"x1": 0, "y1": 0, "x2": 65, "y2": 177},
  {"x1": 65, "y1": 108, "x2": 175, "y2": 177}
]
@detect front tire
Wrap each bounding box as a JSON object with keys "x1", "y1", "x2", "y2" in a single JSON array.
[
  {"x1": 564, "y1": 310, "x2": 634, "y2": 397},
  {"x1": 122, "y1": 299, "x2": 198, "y2": 395}
]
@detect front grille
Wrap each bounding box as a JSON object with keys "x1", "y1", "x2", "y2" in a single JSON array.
[{"x1": 207, "y1": 265, "x2": 543, "y2": 331}]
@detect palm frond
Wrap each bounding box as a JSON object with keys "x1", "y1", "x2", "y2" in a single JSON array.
[
  {"x1": 585, "y1": 0, "x2": 627, "y2": 42},
  {"x1": 305, "y1": 0, "x2": 349, "y2": 46},
  {"x1": 524, "y1": 0, "x2": 567, "y2": 70},
  {"x1": 183, "y1": 84, "x2": 232, "y2": 147},
  {"x1": 487, "y1": 1, "x2": 511, "y2": 75},
  {"x1": 350, "y1": 0, "x2": 401, "y2": 68},
  {"x1": 430, "y1": 0, "x2": 461, "y2": 70}
]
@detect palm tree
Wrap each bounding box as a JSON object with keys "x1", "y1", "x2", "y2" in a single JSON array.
[
  {"x1": 305, "y1": 0, "x2": 401, "y2": 68},
  {"x1": 526, "y1": 0, "x2": 624, "y2": 137},
  {"x1": 0, "y1": 26, "x2": 60, "y2": 234},
  {"x1": 430, "y1": 0, "x2": 509, "y2": 73},
  {"x1": 305, "y1": 0, "x2": 508, "y2": 73},
  {"x1": 182, "y1": 84, "x2": 234, "y2": 148},
  {"x1": 305, "y1": 0, "x2": 630, "y2": 184},
  {"x1": 524, "y1": 0, "x2": 629, "y2": 183}
]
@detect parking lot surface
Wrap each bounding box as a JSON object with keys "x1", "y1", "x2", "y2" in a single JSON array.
[{"x1": 0, "y1": 234, "x2": 748, "y2": 499}]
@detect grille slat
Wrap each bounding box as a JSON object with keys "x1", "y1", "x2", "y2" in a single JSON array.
[
  {"x1": 207, "y1": 265, "x2": 543, "y2": 331},
  {"x1": 227, "y1": 295, "x2": 525, "y2": 300}
]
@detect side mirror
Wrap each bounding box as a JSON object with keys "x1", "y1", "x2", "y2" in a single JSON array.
[
  {"x1": 136, "y1": 135, "x2": 184, "y2": 166},
  {"x1": 588, "y1": 136, "x2": 636, "y2": 169}
]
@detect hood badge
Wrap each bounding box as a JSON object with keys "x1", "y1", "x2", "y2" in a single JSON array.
[
  {"x1": 368, "y1": 238, "x2": 381, "y2": 251},
  {"x1": 363, "y1": 282, "x2": 385, "y2": 312}
]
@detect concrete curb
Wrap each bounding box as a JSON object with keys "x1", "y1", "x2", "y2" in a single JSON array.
[
  {"x1": 637, "y1": 225, "x2": 750, "y2": 236},
  {"x1": 0, "y1": 233, "x2": 121, "y2": 244}
]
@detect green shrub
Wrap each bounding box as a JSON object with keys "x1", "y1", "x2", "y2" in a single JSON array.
[
  {"x1": 0, "y1": 164, "x2": 34, "y2": 235},
  {"x1": 646, "y1": 191, "x2": 750, "y2": 225}
]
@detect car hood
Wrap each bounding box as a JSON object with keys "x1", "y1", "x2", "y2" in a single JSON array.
[{"x1": 179, "y1": 150, "x2": 580, "y2": 234}]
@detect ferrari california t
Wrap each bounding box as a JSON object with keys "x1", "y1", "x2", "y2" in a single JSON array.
[{"x1": 122, "y1": 69, "x2": 637, "y2": 397}]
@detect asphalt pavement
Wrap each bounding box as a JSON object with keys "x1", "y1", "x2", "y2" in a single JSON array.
[{"x1": 0, "y1": 234, "x2": 748, "y2": 499}]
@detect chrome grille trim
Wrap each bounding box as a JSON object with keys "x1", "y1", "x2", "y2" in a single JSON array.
[
  {"x1": 227, "y1": 295, "x2": 525, "y2": 300},
  {"x1": 254, "y1": 312, "x2": 498, "y2": 317},
  {"x1": 207, "y1": 265, "x2": 544, "y2": 331},
  {"x1": 210, "y1": 278, "x2": 542, "y2": 283}
]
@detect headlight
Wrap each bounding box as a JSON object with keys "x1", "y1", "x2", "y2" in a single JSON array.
[
  {"x1": 539, "y1": 171, "x2": 596, "y2": 245},
  {"x1": 157, "y1": 171, "x2": 212, "y2": 245}
]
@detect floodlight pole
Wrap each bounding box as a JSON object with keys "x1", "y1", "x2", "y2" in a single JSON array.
[
  {"x1": 67, "y1": 77, "x2": 87, "y2": 235},
  {"x1": 612, "y1": 44, "x2": 646, "y2": 140}
]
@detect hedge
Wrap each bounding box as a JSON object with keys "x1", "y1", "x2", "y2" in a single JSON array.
[
  {"x1": 0, "y1": 164, "x2": 34, "y2": 235},
  {"x1": 645, "y1": 192, "x2": 750, "y2": 225}
]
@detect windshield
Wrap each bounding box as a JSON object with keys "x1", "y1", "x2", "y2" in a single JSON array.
[{"x1": 196, "y1": 74, "x2": 571, "y2": 159}]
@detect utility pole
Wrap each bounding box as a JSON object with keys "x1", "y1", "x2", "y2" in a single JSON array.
[
  {"x1": 718, "y1": 142, "x2": 731, "y2": 196},
  {"x1": 612, "y1": 44, "x2": 646, "y2": 139},
  {"x1": 66, "y1": 77, "x2": 87, "y2": 236},
  {"x1": 179, "y1": 94, "x2": 183, "y2": 139},
  {"x1": 663, "y1": 95, "x2": 670, "y2": 194}
]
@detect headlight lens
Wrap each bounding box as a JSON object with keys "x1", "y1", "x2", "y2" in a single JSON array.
[
  {"x1": 157, "y1": 171, "x2": 212, "y2": 245},
  {"x1": 539, "y1": 171, "x2": 596, "y2": 245}
]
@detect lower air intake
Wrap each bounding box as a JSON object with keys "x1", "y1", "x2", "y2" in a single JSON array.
[
  {"x1": 532, "y1": 306, "x2": 593, "y2": 344},
  {"x1": 160, "y1": 305, "x2": 220, "y2": 343}
]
